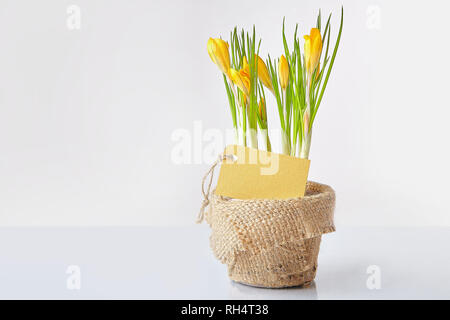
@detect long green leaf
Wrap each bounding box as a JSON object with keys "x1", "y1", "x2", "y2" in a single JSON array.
[
  {"x1": 311, "y1": 6, "x2": 344, "y2": 124},
  {"x1": 223, "y1": 74, "x2": 237, "y2": 128}
]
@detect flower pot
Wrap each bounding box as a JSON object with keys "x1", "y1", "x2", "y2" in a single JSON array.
[{"x1": 205, "y1": 181, "x2": 335, "y2": 288}]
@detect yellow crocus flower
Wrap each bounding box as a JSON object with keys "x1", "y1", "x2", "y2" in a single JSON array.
[
  {"x1": 279, "y1": 55, "x2": 289, "y2": 90},
  {"x1": 304, "y1": 28, "x2": 322, "y2": 77},
  {"x1": 243, "y1": 55, "x2": 273, "y2": 92},
  {"x1": 256, "y1": 55, "x2": 273, "y2": 92},
  {"x1": 229, "y1": 68, "x2": 250, "y2": 97},
  {"x1": 207, "y1": 38, "x2": 231, "y2": 76}
]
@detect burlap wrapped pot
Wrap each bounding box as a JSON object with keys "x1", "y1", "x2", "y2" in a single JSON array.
[{"x1": 198, "y1": 167, "x2": 336, "y2": 288}]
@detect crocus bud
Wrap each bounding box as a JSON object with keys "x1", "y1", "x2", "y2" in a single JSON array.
[
  {"x1": 278, "y1": 55, "x2": 289, "y2": 90},
  {"x1": 256, "y1": 55, "x2": 273, "y2": 92},
  {"x1": 207, "y1": 38, "x2": 231, "y2": 76},
  {"x1": 304, "y1": 28, "x2": 322, "y2": 77}
]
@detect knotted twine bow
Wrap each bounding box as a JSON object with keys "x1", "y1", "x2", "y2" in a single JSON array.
[{"x1": 196, "y1": 153, "x2": 235, "y2": 223}]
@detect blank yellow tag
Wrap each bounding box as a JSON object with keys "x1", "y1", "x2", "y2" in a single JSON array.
[{"x1": 215, "y1": 145, "x2": 310, "y2": 199}]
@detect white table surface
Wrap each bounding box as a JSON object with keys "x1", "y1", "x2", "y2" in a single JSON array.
[{"x1": 0, "y1": 226, "x2": 448, "y2": 299}]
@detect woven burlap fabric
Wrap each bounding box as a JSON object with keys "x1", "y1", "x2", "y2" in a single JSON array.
[{"x1": 205, "y1": 181, "x2": 335, "y2": 288}]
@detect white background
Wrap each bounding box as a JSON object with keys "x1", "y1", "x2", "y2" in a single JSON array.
[{"x1": 0, "y1": 0, "x2": 449, "y2": 227}]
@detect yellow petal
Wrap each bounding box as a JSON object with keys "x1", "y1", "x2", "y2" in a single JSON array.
[
  {"x1": 303, "y1": 35, "x2": 311, "y2": 74},
  {"x1": 304, "y1": 29, "x2": 322, "y2": 76},
  {"x1": 229, "y1": 68, "x2": 249, "y2": 97},
  {"x1": 310, "y1": 28, "x2": 322, "y2": 45},
  {"x1": 207, "y1": 38, "x2": 217, "y2": 65},
  {"x1": 207, "y1": 38, "x2": 231, "y2": 76},
  {"x1": 239, "y1": 69, "x2": 251, "y2": 94},
  {"x1": 215, "y1": 38, "x2": 230, "y2": 68},
  {"x1": 309, "y1": 28, "x2": 322, "y2": 74},
  {"x1": 256, "y1": 55, "x2": 273, "y2": 92},
  {"x1": 278, "y1": 55, "x2": 289, "y2": 90}
]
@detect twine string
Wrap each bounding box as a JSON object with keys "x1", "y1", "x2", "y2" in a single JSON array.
[{"x1": 196, "y1": 153, "x2": 234, "y2": 223}]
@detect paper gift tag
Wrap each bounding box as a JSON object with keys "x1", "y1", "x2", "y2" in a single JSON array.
[{"x1": 215, "y1": 145, "x2": 310, "y2": 199}]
